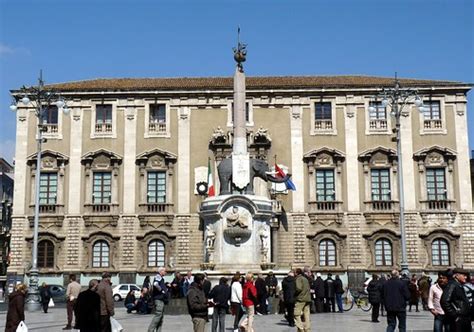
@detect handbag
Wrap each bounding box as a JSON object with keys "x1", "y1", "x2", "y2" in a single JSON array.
[
  {"x1": 110, "y1": 317, "x2": 123, "y2": 332},
  {"x1": 48, "y1": 298, "x2": 55, "y2": 308},
  {"x1": 16, "y1": 321, "x2": 28, "y2": 332}
]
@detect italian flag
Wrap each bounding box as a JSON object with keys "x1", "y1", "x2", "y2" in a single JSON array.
[{"x1": 207, "y1": 159, "x2": 215, "y2": 197}]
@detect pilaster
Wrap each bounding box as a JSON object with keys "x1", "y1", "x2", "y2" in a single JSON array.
[
  {"x1": 291, "y1": 213, "x2": 307, "y2": 264},
  {"x1": 120, "y1": 216, "x2": 137, "y2": 267},
  {"x1": 123, "y1": 108, "x2": 137, "y2": 214},
  {"x1": 400, "y1": 110, "x2": 416, "y2": 210},
  {"x1": 346, "y1": 213, "x2": 363, "y2": 266},
  {"x1": 460, "y1": 212, "x2": 474, "y2": 269},
  {"x1": 453, "y1": 100, "x2": 472, "y2": 210},
  {"x1": 290, "y1": 106, "x2": 304, "y2": 212},
  {"x1": 344, "y1": 105, "x2": 360, "y2": 211},
  {"x1": 177, "y1": 107, "x2": 190, "y2": 213},
  {"x1": 67, "y1": 108, "x2": 83, "y2": 214},
  {"x1": 12, "y1": 108, "x2": 29, "y2": 215},
  {"x1": 64, "y1": 217, "x2": 82, "y2": 269}
]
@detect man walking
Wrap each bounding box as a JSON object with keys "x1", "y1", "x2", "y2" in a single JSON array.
[
  {"x1": 324, "y1": 273, "x2": 335, "y2": 312},
  {"x1": 187, "y1": 273, "x2": 209, "y2": 332},
  {"x1": 428, "y1": 271, "x2": 449, "y2": 332},
  {"x1": 367, "y1": 274, "x2": 382, "y2": 323},
  {"x1": 63, "y1": 274, "x2": 81, "y2": 330},
  {"x1": 382, "y1": 270, "x2": 410, "y2": 332},
  {"x1": 75, "y1": 279, "x2": 101, "y2": 332},
  {"x1": 441, "y1": 268, "x2": 472, "y2": 332},
  {"x1": 334, "y1": 275, "x2": 344, "y2": 313},
  {"x1": 209, "y1": 277, "x2": 231, "y2": 332},
  {"x1": 294, "y1": 268, "x2": 312, "y2": 332},
  {"x1": 230, "y1": 273, "x2": 244, "y2": 332},
  {"x1": 282, "y1": 270, "x2": 296, "y2": 327},
  {"x1": 148, "y1": 267, "x2": 169, "y2": 332},
  {"x1": 313, "y1": 273, "x2": 325, "y2": 313},
  {"x1": 97, "y1": 272, "x2": 115, "y2": 332}
]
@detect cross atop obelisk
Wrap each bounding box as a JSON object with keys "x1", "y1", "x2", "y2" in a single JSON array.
[{"x1": 231, "y1": 27, "x2": 250, "y2": 191}]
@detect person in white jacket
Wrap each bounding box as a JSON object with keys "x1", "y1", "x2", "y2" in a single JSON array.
[{"x1": 230, "y1": 273, "x2": 244, "y2": 332}]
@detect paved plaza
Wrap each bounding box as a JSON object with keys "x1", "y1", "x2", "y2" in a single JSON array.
[{"x1": 0, "y1": 306, "x2": 441, "y2": 332}]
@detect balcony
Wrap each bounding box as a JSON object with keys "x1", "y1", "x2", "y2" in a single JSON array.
[
  {"x1": 314, "y1": 120, "x2": 333, "y2": 130},
  {"x1": 420, "y1": 200, "x2": 454, "y2": 211},
  {"x1": 423, "y1": 119, "x2": 443, "y2": 130},
  {"x1": 363, "y1": 201, "x2": 399, "y2": 225},
  {"x1": 148, "y1": 122, "x2": 167, "y2": 134},
  {"x1": 308, "y1": 201, "x2": 343, "y2": 225},
  {"x1": 28, "y1": 204, "x2": 64, "y2": 227},
  {"x1": 94, "y1": 123, "x2": 113, "y2": 134},
  {"x1": 83, "y1": 204, "x2": 120, "y2": 226},
  {"x1": 138, "y1": 203, "x2": 174, "y2": 226},
  {"x1": 368, "y1": 119, "x2": 388, "y2": 131},
  {"x1": 42, "y1": 123, "x2": 59, "y2": 134}
]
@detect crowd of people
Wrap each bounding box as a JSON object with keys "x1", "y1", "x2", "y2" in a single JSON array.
[{"x1": 4, "y1": 266, "x2": 474, "y2": 332}]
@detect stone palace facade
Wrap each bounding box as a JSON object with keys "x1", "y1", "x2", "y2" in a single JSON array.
[{"x1": 8, "y1": 75, "x2": 474, "y2": 284}]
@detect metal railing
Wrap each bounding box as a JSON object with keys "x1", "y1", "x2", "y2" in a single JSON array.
[
  {"x1": 42, "y1": 123, "x2": 58, "y2": 134},
  {"x1": 84, "y1": 203, "x2": 119, "y2": 214},
  {"x1": 38, "y1": 204, "x2": 57, "y2": 214},
  {"x1": 308, "y1": 200, "x2": 342, "y2": 212},
  {"x1": 420, "y1": 200, "x2": 453, "y2": 211},
  {"x1": 139, "y1": 203, "x2": 173, "y2": 214},
  {"x1": 365, "y1": 200, "x2": 398, "y2": 211},
  {"x1": 94, "y1": 123, "x2": 113, "y2": 133}
]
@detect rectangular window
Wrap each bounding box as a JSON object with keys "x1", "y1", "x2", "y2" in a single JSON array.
[
  {"x1": 315, "y1": 102, "x2": 332, "y2": 120},
  {"x1": 95, "y1": 104, "x2": 113, "y2": 133},
  {"x1": 368, "y1": 101, "x2": 387, "y2": 120},
  {"x1": 231, "y1": 102, "x2": 250, "y2": 122},
  {"x1": 93, "y1": 172, "x2": 112, "y2": 204},
  {"x1": 371, "y1": 169, "x2": 391, "y2": 201},
  {"x1": 39, "y1": 173, "x2": 58, "y2": 205},
  {"x1": 147, "y1": 171, "x2": 166, "y2": 203},
  {"x1": 43, "y1": 105, "x2": 58, "y2": 124},
  {"x1": 426, "y1": 168, "x2": 446, "y2": 200},
  {"x1": 316, "y1": 169, "x2": 335, "y2": 201},
  {"x1": 423, "y1": 100, "x2": 441, "y2": 120},
  {"x1": 150, "y1": 104, "x2": 166, "y2": 123}
]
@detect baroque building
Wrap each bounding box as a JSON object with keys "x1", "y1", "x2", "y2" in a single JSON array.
[{"x1": 8, "y1": 75, "x2": 474, "y2": 285}]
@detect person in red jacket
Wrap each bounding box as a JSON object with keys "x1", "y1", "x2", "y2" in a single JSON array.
[{"x1": 240, "y1": 273, "x2": 257, "y2": 332}]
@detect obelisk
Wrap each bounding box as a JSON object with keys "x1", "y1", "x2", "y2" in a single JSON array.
[{"x1": 231, "y1": 32, "x2": 250, "y2": 191}]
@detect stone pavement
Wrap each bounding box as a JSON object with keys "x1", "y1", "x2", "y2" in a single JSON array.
[{"x1": 0, "y1": 306, "x2": 442, "y2": 332}]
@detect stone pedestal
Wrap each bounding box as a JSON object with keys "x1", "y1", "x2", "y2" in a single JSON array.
[{"x1": 200, "y1": 194, "x2": 274, "y2": 272}]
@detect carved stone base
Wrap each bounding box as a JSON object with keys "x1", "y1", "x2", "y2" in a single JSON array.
[
  {"x1": 200, "y1": 263, "x2": 215, "y2": 271},
  {"x1": 260, "y1": 262, "x2": 276, "y2": 271}
]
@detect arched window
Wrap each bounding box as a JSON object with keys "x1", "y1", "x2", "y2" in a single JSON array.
[
  {"x1": 375, "y1": 238, "x2": 393, "y2": 266},
  {"x1": 92, "y1": 240, "x2": 110, "y2": 268},
  {"x1": 432, "y1": 238, "x2": 450, "y2": 266},
  {"x1": 148, "y1": 240, "x2": 165, "y2": 267},
  {"x1": 319, "y1": 239, "x2": 336, "y2": 266},
  {"x1": 38, "y1": 240, "x2": 54, "y2": 268}
]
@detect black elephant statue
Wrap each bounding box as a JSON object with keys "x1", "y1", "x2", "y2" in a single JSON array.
[{"x1": 217, "y1": 157, "x2": 291, "y2": 195}]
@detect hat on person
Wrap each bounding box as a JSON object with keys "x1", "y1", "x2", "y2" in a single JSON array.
[
  {"x1": 102, "y1": 272, "x2": 112, "y2": 279},
  {"x1": 453, "y1": 268, "x2": 469, "y2": 276}
]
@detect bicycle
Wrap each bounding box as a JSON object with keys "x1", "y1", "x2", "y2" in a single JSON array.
[{"x1": 342, "y1": 288, "x2": 372, "y2": 312}]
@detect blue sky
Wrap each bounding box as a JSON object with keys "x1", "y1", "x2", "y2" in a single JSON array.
[{"x1": 0, "y1": 0, "x2": 473, "y2": 164}]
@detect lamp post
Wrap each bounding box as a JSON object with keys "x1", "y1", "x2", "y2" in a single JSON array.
[
  {"x1": 369, "y1": 74, "x2": 424, "y2": 276},
  {"x1": 10, "y1": 71, "x2": 69, "y2": 311}
]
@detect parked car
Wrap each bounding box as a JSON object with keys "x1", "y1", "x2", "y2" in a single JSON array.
[
  {"x1": 112, "y1": 284, "x2": 141, "y2": 302},
  {"x1": 47, "y1": 284, "x2": 67, "y2": 303}
]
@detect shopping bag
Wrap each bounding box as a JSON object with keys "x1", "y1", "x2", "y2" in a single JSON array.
[
  {"x1": 48, "y1": 298, "x2": 55, "y2": 308},
  {"x1": 16, "y1": 321, "x2": 28, "y2": 332},
  {"x1": 110, "y1": 317, "x2": 123, "y2": 332}
]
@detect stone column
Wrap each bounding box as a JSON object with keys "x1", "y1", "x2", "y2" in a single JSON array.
[
  {"x1": 290, "y1": 105, "x2": 304, "y2": 212},
  {"x1": 9, "y1": 108, "x2": 29, "y2": 274},
  {"x1": 453, "y1": 99, "x2": 472, "y2": 210}
]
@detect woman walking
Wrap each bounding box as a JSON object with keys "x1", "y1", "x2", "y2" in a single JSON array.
[
  {"x1": 39, "y1": 282, "x2": 52, "y2": 313},
  {"x1": 408, "y1": 275, "x2": 420, "y2": 312},
  {"x1": 5, "y1": 283, "x2": 28, "y2": 332}
]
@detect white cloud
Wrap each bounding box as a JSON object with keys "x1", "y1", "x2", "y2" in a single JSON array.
[
  {"x1": 0, "y1": 139, "x2": 16, "y2": 164},
  {"x1": 0, "y1": 43, "x2": 30, "y2": 56}
]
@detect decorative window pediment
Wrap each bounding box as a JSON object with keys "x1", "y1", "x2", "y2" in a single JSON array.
[
  {"x1": 82, "y1": 149, "x2": 122, "y2": 169},
  {"x1": 363, "y1": 229, "x2": 400, "y2": 270},
  {"x1": 136, "y1": 230, "x2": 176, "y2": 271},
  {"x1": 27, "y1": 150, "x2": 69, "y2": 170},
  {"x1": 358, "y1": 147, "x2": 397, "y2": 168},
  {"x1": 303, "y1": 147, "x2": 345, "y2": 167},
  {"x1": 419, "y1": 229, "x2": 460, "y2": 269},
  {"x1": 136, "y1": 148, "x2": 177, "y2": 169},
  {"x1": 307, "y1": 229, "x2": 347, "y2": 270},
  {"x1": 413, "y1": 146, "x2": 456, "y2": 167},
  {"x1": 81, "y1": 231, "x2": 120, "y2": 271}
]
